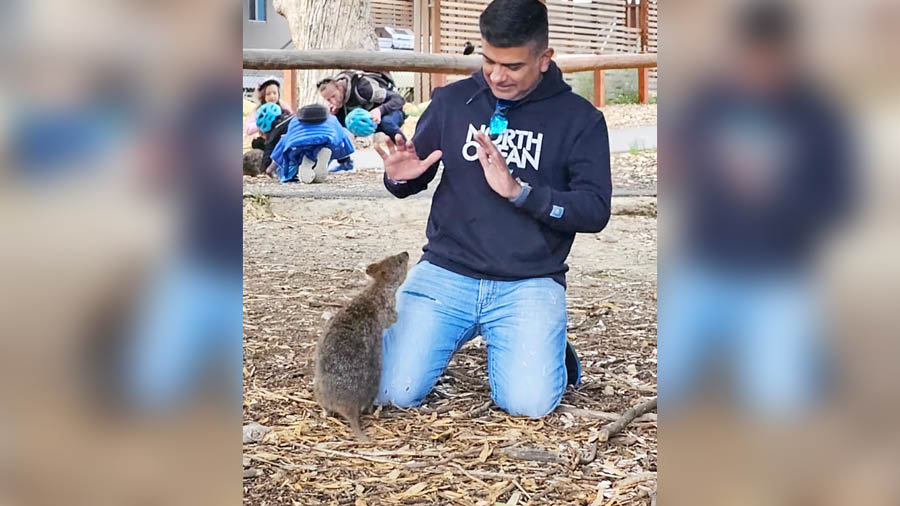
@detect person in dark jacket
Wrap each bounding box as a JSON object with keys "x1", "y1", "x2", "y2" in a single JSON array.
[
  {"x1": 372, "y1": 0, "x2": 611, "y2": 418},
  {"x1": 318, "y1": 71, "x2": 407, "y2": 172},
  {"x1": 255, "y1": 110, "x2": 293, "y2": 177},
  {"x1": 317, "y1": 71, "x2": 406, "y2": 139}
]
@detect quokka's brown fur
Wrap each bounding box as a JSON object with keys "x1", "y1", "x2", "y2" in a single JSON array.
[{"x1": 313, "y1": 252, "x2": 409, "y2": 441}]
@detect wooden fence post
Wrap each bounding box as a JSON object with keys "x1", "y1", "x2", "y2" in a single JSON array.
[
  {"x1": 638, "y1": 67, "x2": 648, "y2": 104},
  {"x1": 638, "y1": 0, "x2": 650, "y2": 104},
  {"x1": 639, "y1": 0, "x2": 649, "y2": 51},
  {"x1": 283, "y1": 69, "x2": 298, "y2": 111},
  {"x1": 413, "y1": 0, "x2": 423, "y2": 102},
  {"x1": 421, "y1": 0, "x2": 431, "y2": 98},
  {"x1": 593, "y1": 69, "x2": 605, "y2": 107},
  {"x1": 431, "y1": 0, "x2": 444, "y2": 89}
]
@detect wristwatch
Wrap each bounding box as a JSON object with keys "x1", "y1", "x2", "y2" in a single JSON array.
[{"x1": 508, "y1": 178, "x2": 531, "y2": 207}]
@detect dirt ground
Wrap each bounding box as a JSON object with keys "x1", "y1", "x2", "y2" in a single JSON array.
[
  {"x1": 243, "y1": 152, "x2": 657, "y2": 505},
  {"x1": 597, "y1": 104, "x2": 657, "y2": 130}
]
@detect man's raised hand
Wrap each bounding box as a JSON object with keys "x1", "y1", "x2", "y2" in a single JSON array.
[{"x1": 375, "y1": 134, "x2": 442, "y2": 182}]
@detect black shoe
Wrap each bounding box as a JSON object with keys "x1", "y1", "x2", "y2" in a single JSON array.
[{"x1": 565, "y1": 341, "x2": 582, "y2": 387}]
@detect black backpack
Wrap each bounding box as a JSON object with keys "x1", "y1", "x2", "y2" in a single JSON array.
[{"x1": 336, "y1": 70, "x2": 397, "y2": 92}]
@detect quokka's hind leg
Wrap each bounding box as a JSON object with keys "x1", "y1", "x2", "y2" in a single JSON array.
[
  {"x1": 346, "y1": 406, "x2": 370, "y2": 442},
  {"x1": 315, "y1": 395, "x2": 337, "y2": 419}
]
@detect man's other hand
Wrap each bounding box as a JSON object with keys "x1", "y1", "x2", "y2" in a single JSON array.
[{"x1": 375, "y1": 134, "x2": 442, "y2": 182}]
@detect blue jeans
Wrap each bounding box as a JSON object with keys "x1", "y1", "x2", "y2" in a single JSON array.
[
  {"x1": 125, "y1": 259, "x2": 243, "y2": 411},
  {"x1": 376, "y1": 110, "x2": 405, "y2": 139},
  {"x1": 658, "y1": 263, "x2": 826, "y2": 418},
  {"x1": 376, "y1": 261, "x2": 568, "y2": 417}
]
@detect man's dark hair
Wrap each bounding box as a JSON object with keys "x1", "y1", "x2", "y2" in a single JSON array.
[
  {"x1": 736, "y1": 1, "x2": 796, "y2": 47},
  {"x1": 479, "y1": 0, "x2": 549, "y2": 52},
  {"x1": 316, "y1": 77, "x2": 336, "y2": 92}
]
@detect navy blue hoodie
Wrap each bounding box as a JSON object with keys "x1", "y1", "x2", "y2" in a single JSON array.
[
  {"x1": 670, "y1": 78, "x2": 852, "y2": 271},
  {"x1": 384, "y1": 61, "x2": 611, "y2": 287}
]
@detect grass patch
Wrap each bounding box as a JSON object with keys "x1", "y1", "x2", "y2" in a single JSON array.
[
  {"x1": 571, "y1": 71, "x2": 595, "y2": 102},
  {"x1": 243, "y1": 193, "x2": 274, "y2": 219},
  {"x1": 608, "y1": 90, "x2": 639, "y2": 105},
  {"x1": 629, "y1": 139, "x2": 647, "y2": 155}
]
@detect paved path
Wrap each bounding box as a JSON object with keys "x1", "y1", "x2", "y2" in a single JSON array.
[{"x1": 608, "y1": 126, "x2": 657, "y2": 153}]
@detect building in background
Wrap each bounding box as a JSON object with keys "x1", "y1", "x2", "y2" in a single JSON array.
[{"x1": 242, "y1": 0, "x2": 292, "y2": 96}]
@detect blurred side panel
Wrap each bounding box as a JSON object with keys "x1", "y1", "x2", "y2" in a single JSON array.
[
  {"x1": 0, "y1": 1, "x2": 242, "y2": 505},
  {"x1": 658, "y1": 0, "x2": 900, "y2": 504}
]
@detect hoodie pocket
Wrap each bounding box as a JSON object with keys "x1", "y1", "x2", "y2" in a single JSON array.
[{"x1": 501, "y1": 218, "x2": 555, "y2": 265}]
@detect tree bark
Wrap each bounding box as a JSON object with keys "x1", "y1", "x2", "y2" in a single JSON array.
[{"x1": 273, "y1": 0, "x2": 378, "y2": 107}]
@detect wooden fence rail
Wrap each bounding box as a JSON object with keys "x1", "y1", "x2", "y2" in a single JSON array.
[{"x1": 243, "y1": 49, "x2": 657, "y2": 74}]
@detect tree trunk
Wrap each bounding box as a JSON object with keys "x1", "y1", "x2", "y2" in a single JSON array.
[{"x1": 274, "y1": 0, "x2": 378, "y2": 107}]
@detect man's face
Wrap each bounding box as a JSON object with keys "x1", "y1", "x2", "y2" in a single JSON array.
[
  {"x1": 319, "y1": 82, "x2": 344, "y2": 111},
  {"x1": 737, "y1": 42, "x2": 793, "y2": 94},
  {"x1": 480, "y1": 40, "x2": 553, "y2": 101}
]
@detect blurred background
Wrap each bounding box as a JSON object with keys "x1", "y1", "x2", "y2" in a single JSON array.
[
  {"x1": 2, "y1": 0, "x2": 898, "y2": 504},
  {"x1": 659, "y1": 0, "x2": 899, "y2": 504},
  {"x1": 0, "y1": 0, "x2": 241, "y2": 505}
]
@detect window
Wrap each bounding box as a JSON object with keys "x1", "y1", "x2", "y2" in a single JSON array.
[{"x1": 249, "y1": 0, "x2": 266, "y2": 22}]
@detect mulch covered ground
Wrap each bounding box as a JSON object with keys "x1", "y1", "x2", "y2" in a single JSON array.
[{"x1": 243, "y1": 151, "x2": 657, "y2": 505}]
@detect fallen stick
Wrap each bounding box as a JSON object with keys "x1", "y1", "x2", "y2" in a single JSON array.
[
  {"x1": 404, "y1": 447, "x2": 482, "y2": 469},
  {"x1": 513, "y1": 480, "x2": 533, "y2": 502},
  {"x1": 358, "y1": 448, "x2": 437, "y2": 458},
  {"x1": 304, "y1": 444, "x2": 397, "y2": 464},
  {"x1": 245, "y1": 451, "x2": 301, "y2": 471},
  {"x1": 578, "y1": 442, "x2": 599, "y2": 465},
  {"x1": 526, "y1": 480, "x2": 558, "y2": 505},
  {"x1": 558, "y1": 404, "x2": 656, "y2": 422},
  {"x1": 444, "y1": 368, "x2": 489, "y2": 388},
  {"x1": 418, "y1": 403, "x2": 455, "y2": 415},
  {"x1": 613, "y1": 472, "x2": 657, "y2": 489},
  {"x1": 450, "y1": 464, "x2": 492, "y2": 487},
  {"x1": 577, "y1": 397, "x2": 658, "y2": 466},
  {"x1": 607, "y1": 374, "x2": 658, "y2": 395},
  {"x1": 497, "y1": 447, "x2": 568, "y2": 465},
  {"x1": 404, "y1": 440, "x2": 522, "y2": 469},
  {"x1": 487, "y1": 481, "x2": 517, "y2": 504},
  {"x1": 461, "y1": 469, "x2": 522, "y2": 481},
  {"x1": 556, "y1": 405, "x2": 623, "y2": 421},
  {"x1": 452, "y1": 400, "x2": 493, "y2": 419},
  {"x1": 598, "y1": 397, "x2": 657, "y2": 443}
]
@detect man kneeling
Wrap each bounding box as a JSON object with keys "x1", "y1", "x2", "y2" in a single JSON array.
[{"x1": 374, "y1": 0, "x2": 612, "y2": 417}]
